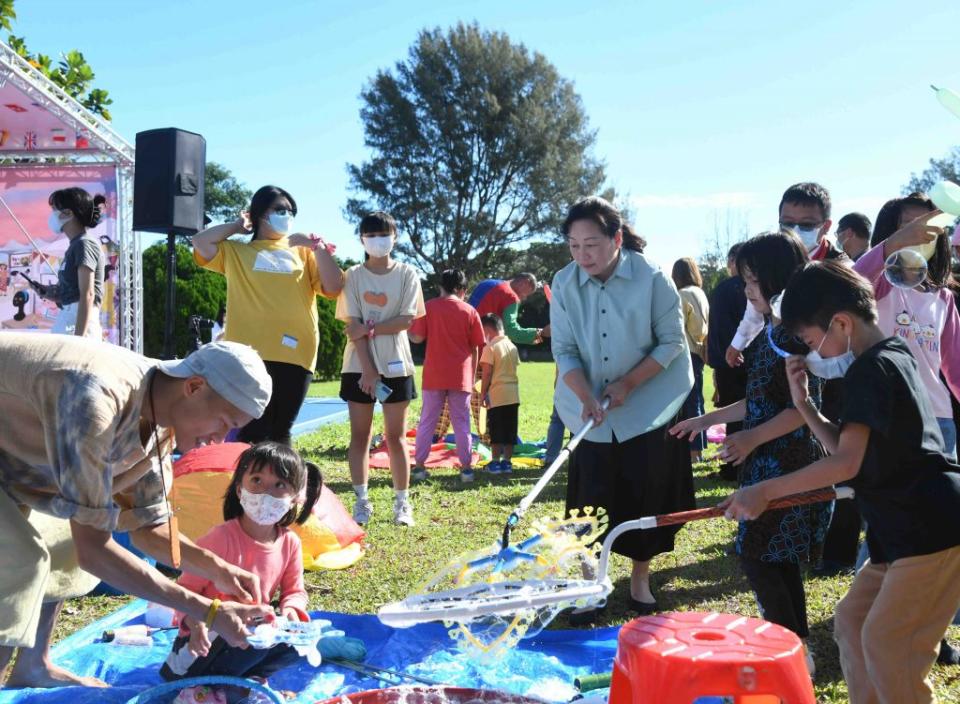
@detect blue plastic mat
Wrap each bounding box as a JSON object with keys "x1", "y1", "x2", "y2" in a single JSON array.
[
  {"x1": 0, "y1": 601, "x2": 618, "y2": 704},
  {"x1": 291, "y1": 397, "x2": 350, "y2": 437}
]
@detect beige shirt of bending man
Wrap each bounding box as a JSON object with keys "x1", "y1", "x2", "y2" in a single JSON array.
[{"x1": 0, "y1": 334, "x2": 271, "y2": 675}]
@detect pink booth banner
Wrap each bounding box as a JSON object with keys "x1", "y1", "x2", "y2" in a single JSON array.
[{"x1": 0, "y1": 164, "x2": 119, "y2": 343}]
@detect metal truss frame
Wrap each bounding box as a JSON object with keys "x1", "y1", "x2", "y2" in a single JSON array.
[{"x1": 0, "y1": 42, "x2": 142, "y2": 351}]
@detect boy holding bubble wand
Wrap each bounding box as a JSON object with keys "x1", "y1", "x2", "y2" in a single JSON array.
[{"x1": 722, "y1": 261, "x2": 960, "y2": 704}]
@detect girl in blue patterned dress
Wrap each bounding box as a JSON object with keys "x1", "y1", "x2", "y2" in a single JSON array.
[{"x1": 672, "y1": 231, "x2": 832, "y2": 657}]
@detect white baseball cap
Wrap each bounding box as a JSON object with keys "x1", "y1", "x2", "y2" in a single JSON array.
[{"x1": 157, "y1": 341, "x2": 272, "y2": 418}]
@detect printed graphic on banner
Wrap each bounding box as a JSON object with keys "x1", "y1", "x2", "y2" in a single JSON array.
[{"x1": 0, "y1": 165, "x2": 120, "y2": 343}]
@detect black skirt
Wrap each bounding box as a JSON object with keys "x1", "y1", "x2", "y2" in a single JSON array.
[{"x1": 565, "y1": 418, "x2": 695, "y2": 562}]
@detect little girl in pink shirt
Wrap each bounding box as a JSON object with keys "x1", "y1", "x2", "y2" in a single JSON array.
[{"x1": 161, "y1": 442, "x2": 322, "y2": 695}]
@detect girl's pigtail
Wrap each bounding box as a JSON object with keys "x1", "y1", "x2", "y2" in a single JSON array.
[{"x1": 296, "y1": 461, "x2": 324, "y2": 524}]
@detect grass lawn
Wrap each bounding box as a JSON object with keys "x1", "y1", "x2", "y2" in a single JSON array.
[{"x1": 55, "y1": 362, "x2": 960, "y2": 701}]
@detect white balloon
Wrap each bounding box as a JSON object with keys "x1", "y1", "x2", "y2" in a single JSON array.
[
  {"x1": 929, "y1": 212, "x2": 958, "y2": 229},
  {"x1": 930, "y1": 180, "x2": 960, "y2": 216},
  {"x1": 934, "y1": 85, "x2": 960, "y2": 121}
]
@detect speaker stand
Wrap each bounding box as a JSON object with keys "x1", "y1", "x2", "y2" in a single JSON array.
[{"x1": 162, "y1": 231, "x2": 177, "y2": 359}]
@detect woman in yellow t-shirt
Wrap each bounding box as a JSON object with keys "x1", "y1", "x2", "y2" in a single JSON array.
[
  {"x1": 335, "y1": 211, "x2": 425, "y2": 528},
  {"x1": 193, "y1": 185, "x2": 344, "y2": 444}
]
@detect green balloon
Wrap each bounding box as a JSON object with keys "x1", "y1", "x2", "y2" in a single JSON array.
[
  {"x1": 933, "y1": 85, "x2": 960, "y2": 121},
  {"x1": 930, "y1": 180, "x2": 960, "y2": 216}
]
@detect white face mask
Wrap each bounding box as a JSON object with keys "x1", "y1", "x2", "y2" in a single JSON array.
[
  {"x1": 267, "y1": 212, "x2": 293, "y2": 235},
  {"x1": 790, "y1": 225, "x2": 821, "y2": 252},
  {"x1": 48, "y1": 211, "x2": 72, "y2": 235},
  {"x1": 805, "y1": 321, "x2": 855, "y2": 379},
  {"x1": 239, "y1": 488, "x2": 294, "y2": 526},
  {"x1": 362, "y1": 236, "x2": 394, "y2": 258}
]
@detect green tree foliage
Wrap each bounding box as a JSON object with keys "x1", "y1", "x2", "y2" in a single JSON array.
[
  {"x1": 142, "y1": 241, "x2": 225, "y2": 358},
  {"x1": 205, "y1": 162, "x2": 253, "y2": 224},
  {"x1": 315, "y1": 296, "x2": 345, "y2": 381},
  {"x1": 346, "y1": 22, "x2": 605, "y2": 281},
  {"x1": 904, "y1": 146, "x2": 960, "y2": 194},
  {"x1": 697, "y1": 209, "x2": 748, "y2": 297},
  {"x1": 4, "y1": 7, "x2": 114, "y2": 121}
]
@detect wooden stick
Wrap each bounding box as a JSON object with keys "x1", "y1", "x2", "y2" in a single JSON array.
[{"x1": 649, "y1": 487, "x2": 848, "y2": 528}]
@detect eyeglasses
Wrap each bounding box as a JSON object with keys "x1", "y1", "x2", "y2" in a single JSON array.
[{"x1": 779, "y1": 221, "x2": 824, "y2": 230}]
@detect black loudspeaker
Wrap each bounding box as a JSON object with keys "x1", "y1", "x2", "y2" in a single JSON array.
[{"x1": 133, "y1": 128, "x2": 206, "y2": 235}]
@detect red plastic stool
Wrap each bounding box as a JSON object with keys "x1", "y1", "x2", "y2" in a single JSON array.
[{"x1": 608, "y1": 612, "x2": 815, "y2": 704}]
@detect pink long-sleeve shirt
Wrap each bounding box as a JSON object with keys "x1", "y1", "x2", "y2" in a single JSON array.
[
  {"x1": 854, "y1": 244, "x2": 960, "y2": 418},
  {"x1": 177, "y1": 518, "x2": 308, "y2": 627}
]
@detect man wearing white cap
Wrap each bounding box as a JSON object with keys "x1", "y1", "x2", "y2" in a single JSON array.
[{"x1": 0, "y1": 333, "x2": 274, "y2": 690}]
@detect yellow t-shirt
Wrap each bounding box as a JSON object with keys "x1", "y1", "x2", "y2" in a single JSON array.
[
  {"x1": 195, "y1": 239, "x2": 336, "y2": 372},
  {"x1": 480, "y1": 334, "x2": 520, "y2": 407},
  {"x1": 336, "y1": 262, "x2": 426, "y2": 377}
]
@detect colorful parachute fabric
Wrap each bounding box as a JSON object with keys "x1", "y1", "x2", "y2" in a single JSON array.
[{"x1": 172, "y1": 443, "x2": 365, "y2": 571}]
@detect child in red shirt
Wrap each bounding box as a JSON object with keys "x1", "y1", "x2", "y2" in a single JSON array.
[
  {"x1": 409, "y1": 269, "x2": 486, "y2": 483},
  {"x1": 161, "y1": 442, "x2": 322, "y2": 694}
]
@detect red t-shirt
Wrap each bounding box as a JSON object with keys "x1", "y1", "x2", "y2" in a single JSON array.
[
  {"x1": 473, "y1": 280, "x2": 519, "y2": 319},
  {"x1": 411, "y1": 296, "x2": 486, "y2": 391}
]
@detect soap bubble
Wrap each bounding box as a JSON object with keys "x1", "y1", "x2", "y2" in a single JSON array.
[{"x1": 885, "y1": 248, "x2": 928, "y2": 289}]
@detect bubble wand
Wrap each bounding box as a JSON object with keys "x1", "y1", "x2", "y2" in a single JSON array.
[{"x1": 0, "y1": 194, "x2": 57, "y2": 274}]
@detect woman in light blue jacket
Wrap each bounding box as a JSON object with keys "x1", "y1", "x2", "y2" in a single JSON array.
[{"x1": 551, "y1": 196, "x2": 694, "y2": 621}]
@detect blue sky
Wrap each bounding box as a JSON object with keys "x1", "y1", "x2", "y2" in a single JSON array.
[{"x1": 14, "y1": 0, "x2": 960, "y2": 270}]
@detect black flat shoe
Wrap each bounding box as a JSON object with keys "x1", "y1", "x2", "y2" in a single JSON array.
[
  {"x1": 938, "y1": 639, "x2": 960, "y2": 665},
  {"x1": 629, "y1": 598, "x2": 658, "y2": 615}
]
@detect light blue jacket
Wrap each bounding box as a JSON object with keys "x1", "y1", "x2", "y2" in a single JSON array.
[{"x1": 551, "y1": 249, "x2": 694, "y2": 442}]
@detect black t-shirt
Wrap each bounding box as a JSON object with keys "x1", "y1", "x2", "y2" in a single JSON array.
[{"x1": 841, "y1": 336, "x2": 960, "y2": 563}]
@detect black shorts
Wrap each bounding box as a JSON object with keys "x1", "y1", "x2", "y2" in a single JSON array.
[
  {"x1": 339, "y1": 373, "x2": 417, "y2": 404},
  {"x1": 487, "y1": 403, "x2": 519, "y2": 444}
]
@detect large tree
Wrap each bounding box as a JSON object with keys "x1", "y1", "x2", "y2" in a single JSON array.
[
  {"x1": 205, "y1": 161, "x2": 252, "y2": 224},
  {"x1": 904, "y1": 146, "x2": 960, "y2": 194},
  {"x1": 346, "y1": 22, "x2": 605, "y2": 280}
]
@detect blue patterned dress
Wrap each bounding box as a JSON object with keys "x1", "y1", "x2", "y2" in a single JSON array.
[{"x1": 735, "y1": 323, "x2": 833, "y2": 563}]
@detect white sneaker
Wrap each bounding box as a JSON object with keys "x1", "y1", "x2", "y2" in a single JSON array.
[
  {"x1": 460, "y1": 468, "x2": 475, "y2": 483},
  {"x1": 352, "y1": 498, "x2": 373, "y2": 525},
  {"x1": 393, "y1": 496, "x2": 414, "y2": 526}
]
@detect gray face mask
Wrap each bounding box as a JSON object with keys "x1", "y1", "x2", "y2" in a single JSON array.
[{"x1": 805, "y1": 321, "x2": 854, "y2": 379}]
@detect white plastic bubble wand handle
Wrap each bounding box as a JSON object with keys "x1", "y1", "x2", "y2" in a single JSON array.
[{"x1": 502, "y1": 398, "x2": 611, "y2": 547}]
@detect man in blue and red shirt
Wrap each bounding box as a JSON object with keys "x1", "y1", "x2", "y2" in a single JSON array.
[{"x1": 469, "y1": 273, "x2": 549, "y2": 345}]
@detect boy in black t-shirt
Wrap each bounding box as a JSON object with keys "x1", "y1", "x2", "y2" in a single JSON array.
[{"x1": 721, "y1": 261, "x2": 960, "y2": 704}]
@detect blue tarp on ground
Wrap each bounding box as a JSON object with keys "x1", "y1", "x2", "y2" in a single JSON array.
[
  {"x1": 291, "y1": 398, "x2": 350, "y2": 437},
  {"x1": 0, "y1": 600, "x2": 619, "y2": 704}
]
